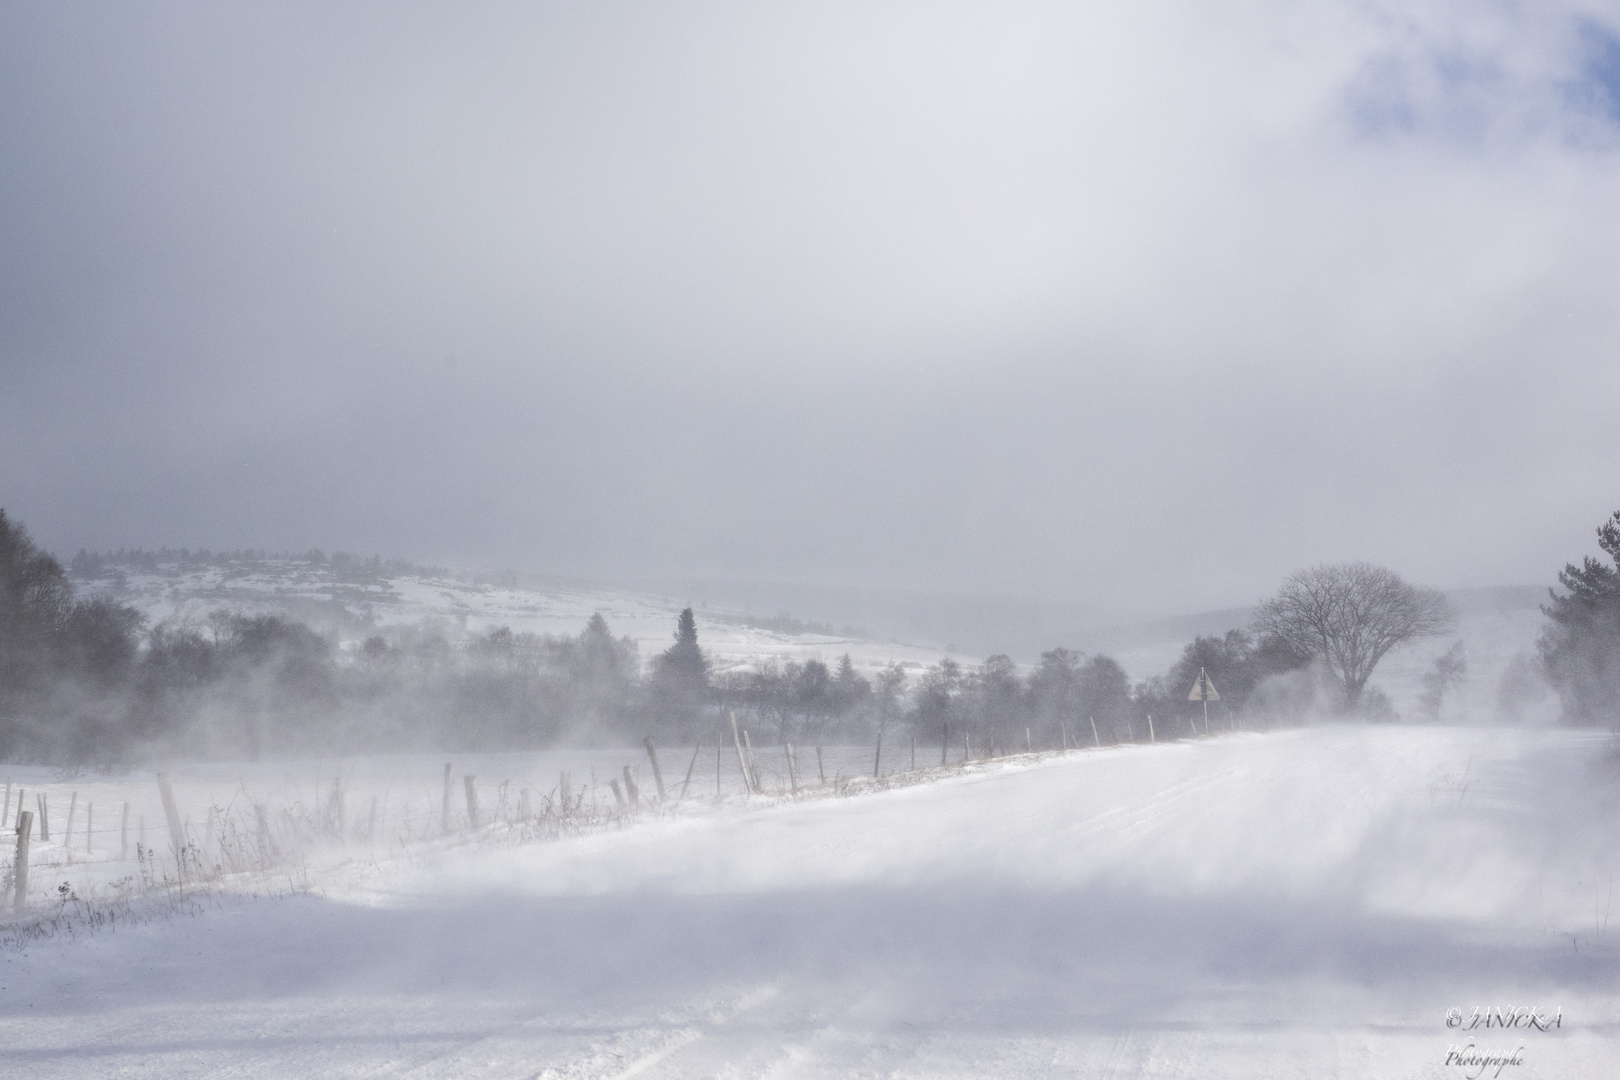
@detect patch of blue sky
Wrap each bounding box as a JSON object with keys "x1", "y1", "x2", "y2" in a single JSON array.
[
  {"x1": 1570, "y1": 17, "x2": 1620, "y2": 121},
  {"x1": 1344, "y1": 16, "x2": 1620, "y2": 146},
  {"x1": 1343, "y1": 47, "x2": 1509, "y2": 142}
]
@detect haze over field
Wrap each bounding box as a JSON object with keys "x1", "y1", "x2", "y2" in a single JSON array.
[{"x1": 5, "y1": 728, "x2": 1620, "y2": 1078}]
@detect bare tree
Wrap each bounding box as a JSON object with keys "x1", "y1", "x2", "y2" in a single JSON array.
[
  {"x1": 1418, "y1": 641, "x2": 1467, "y2": 719},
  {"x1": 1252, "y1": 563, "x2": 1453, "y2": 710}
]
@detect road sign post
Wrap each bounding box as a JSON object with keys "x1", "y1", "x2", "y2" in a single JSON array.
[{"x1": 1187, "y1": 668, "x2": 1220, "y2": 735}]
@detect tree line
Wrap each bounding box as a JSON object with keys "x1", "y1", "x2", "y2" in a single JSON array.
[
  {"x1": 0, "y1": 508, "x2": 1318, "y2": 762},
  {"x1": 4, "y1": 505, "x2": 1618, "y2": 763}
]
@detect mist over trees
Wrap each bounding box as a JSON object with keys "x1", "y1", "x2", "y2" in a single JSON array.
[
  {"x1": 648, "y1": 607, "x2": 710, "y2": 737},
  {"x1": 4, "y1": 511, "x2": 654, "y2": 760},
  {"x1": 1252, "y1": 563, "x2": 1453, "y2": 711},
  {"x1": 1, "y1": 511, "x2": 148, "y2": 759},
  {"x1": 1418, "y1": 641, "x2": 1468, "y2": 720},
  {"x1": 0, "y1": 502, "x2": 1328, "y2": 765},
  {"x1": 1163, "y1": 631, "x2": 1311, "y2": 716},
  {"x1": 1541, "y1": 509, "x2": 1620, "y2": 725},
  {"x1": 14, "y1": 504, "x2": 1608, "y2": 764}
]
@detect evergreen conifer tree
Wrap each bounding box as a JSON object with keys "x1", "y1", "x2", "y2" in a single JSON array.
[
  {"x1": 1541, "y1": 510, "x2": 1620, "y2": 724},
  {"x1": 649, "y1": 607, "x2": 709, "y2": 735}
]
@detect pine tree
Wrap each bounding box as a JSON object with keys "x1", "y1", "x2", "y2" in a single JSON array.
[
  {"x1": 658, "y1": 607, "x2": 709, "y2": 686},
  {"x1": 649, "y1": 607, "x2": 710, "y2": 735},
  {"x1": 0, "y1": 510, "x2": 145, "y2": 758},
  {"x1": 1541, "y1": 510, "x2": 1620, "y2": 725}
]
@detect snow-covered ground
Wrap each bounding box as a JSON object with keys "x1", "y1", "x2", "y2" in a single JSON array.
[{"x1": 4, "y1": 725, "x2": 1618, "y2": 1077}]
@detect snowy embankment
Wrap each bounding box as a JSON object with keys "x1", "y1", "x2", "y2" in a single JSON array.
[{"x1": 3, "y1": 726, "x2": 1619, "y2": 1078}]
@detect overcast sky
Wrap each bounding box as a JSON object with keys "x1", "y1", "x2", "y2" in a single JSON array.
[{"x1": 3, "y1": 0, "x2": 1619, "y2": 622}]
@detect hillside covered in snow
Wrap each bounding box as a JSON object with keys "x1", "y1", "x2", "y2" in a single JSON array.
[{"x1": 67, "y1": 549, "x2": 960, "y2": 682}]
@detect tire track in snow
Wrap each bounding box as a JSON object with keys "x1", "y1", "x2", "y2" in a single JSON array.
[
  {"x1": 526, "y1": 984, "x2": 780, "y2": 1080},
  {"x1": 349, "y1": 985, "x2": 779, "y2": 1080}
]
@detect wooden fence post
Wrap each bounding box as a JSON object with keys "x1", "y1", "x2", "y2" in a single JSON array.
[
  {"x1": 910, "y1": 735, "x2": 916, "y2": 771},
  {"x1": 1147, "y1": 714, "x2": 1155, "y2": 743},
  {"x1": 1061, "y1": 721, "x2": 1070, "y2": 750},
  {"x1": 608, "y1": 778, "x2": 626, "y2": 807},
  {"x1": 786, "y1": 744, "x2": 799, "y2": 792},
  {"x1": 730, "y1": 711, "x2": 753, "y2": 795},
  {"x1": 741, "y1": 730, "x2": 760, "y2": 792},
  {"x1": 463, "y1": 775, "x2": 480, "y2": 828},
  {"x1": 873, "y1": 729, "x2": 883, "y2": 778},
  {"x1": 1091, "y1": 716, "x2": 1100, "y2": 747},
  {"x1": 156, "y1": 773, "x2": 186, "y2": 872},
  {"x1": 1026, "y1": 728, "x2": 1032, "y2": 752},
  {"x1": 13, "y1": 788, "x2": 23, "y2": 831},
  {"x1": 816, "y1": 745, "x2": 826, "y2": 785},
  {"x1": 941, "y1": 722, "x2": 949, "y2": 766},
  {"x1": 441, "y1": 762, "x2": 453, "y2": 831},
  {"x1": 679, "y1": 739, "x2": 704, "y2": 801},
  {"x1": 37, "y1": 793, "x2": 49, "y2": 841},
  {"x1": 643, "y1": 738, "x2": 668, "y2": 802},
  {"x1": 622, "y1": 766, "x2": 640, "y2": 808},
  {"x1": 13, "y1": 810, "x2": 32, "y2": 911},
  {"x1": 65, "y1": 791, "x2": 78, "y2": 847}
]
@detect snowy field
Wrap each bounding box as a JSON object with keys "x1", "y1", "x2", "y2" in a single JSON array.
[{"x1": 4, "y1": 724, "x2": 1619, "y2": 1078}]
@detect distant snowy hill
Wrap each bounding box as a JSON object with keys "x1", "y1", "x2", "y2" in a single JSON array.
[{"x1": 67, "y1": 553, "x2": 962, "y2": 680}]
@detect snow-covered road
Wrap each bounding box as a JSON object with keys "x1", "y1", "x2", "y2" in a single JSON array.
[{"x1": 4, "y1": 726, "x2": 1618, "y2": 1078}]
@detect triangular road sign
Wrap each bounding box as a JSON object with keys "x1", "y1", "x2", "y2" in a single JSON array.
[{"x1": 1188, "y1": 670, "x2": 1220, "y2": 701}]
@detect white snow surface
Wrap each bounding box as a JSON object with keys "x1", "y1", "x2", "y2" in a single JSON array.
[{"x1": 4, "y1": 725, "x2": 1620, "y2": 1077}]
